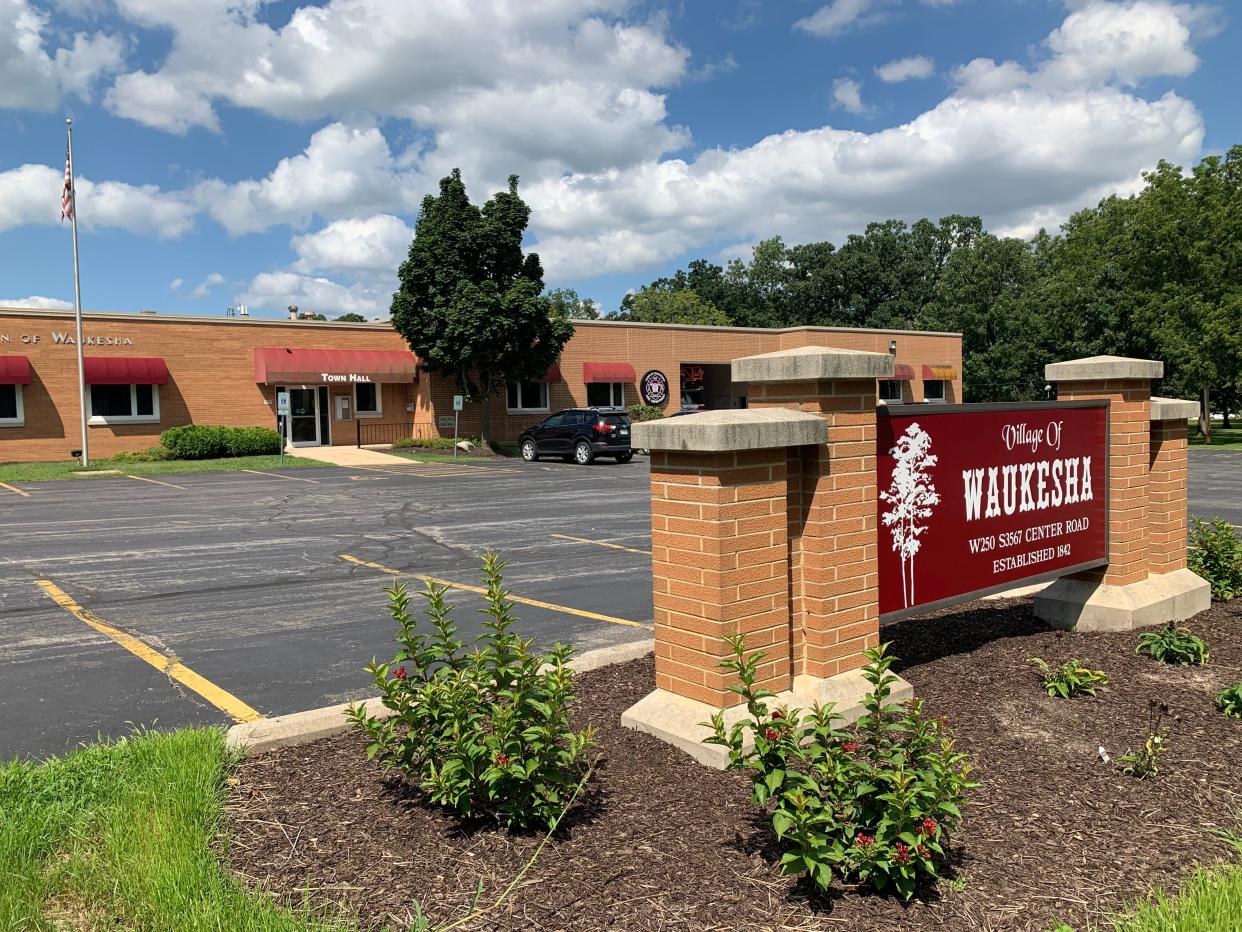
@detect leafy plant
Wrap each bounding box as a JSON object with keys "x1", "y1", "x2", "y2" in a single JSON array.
[
  {"x1": 348, "y1": 553, "x2": 594, "y2": 830},
  {"x1": 1188, "y1": 517, "x2": 1242, "y2": 601},
  {"x1": 705, "y1": 639, "x2": 974, "y2": 901},
  {"x1": 1118, "y1": 703, "x2": 1170, "y2": 780},
  {"x1": 1028, "y1": 657, "x2": 1109, "y2": 699},
  {"x1": 159, "y1": 425, "x2": 281, "y2": 459},
  {"x1": 625, "y1": 403, "x2": 664, "y2": 422},
  {"x1": 1136, "y1": 624, "x2": 1209, "y2": 666},
  {"x1": 1216, "y1": 683, "x2": 1242, "y2": 719}
]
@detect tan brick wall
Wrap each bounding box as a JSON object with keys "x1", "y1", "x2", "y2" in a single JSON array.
[
  {"x1": 1056, "y1": 380, "x2": 1151, "y2": 586},
  {"x1": 750, "y1": 379, "x2": 880, "y2": 678},
  {"x1": 1148, "y1": 419, "x2": 1189, "y2": 574},
  {"x1": 1, "y1": 308, "x2": 961, "y2": 462},
  {"x1": 649, "y1": 448, "x2": 791, "y2": 706}
]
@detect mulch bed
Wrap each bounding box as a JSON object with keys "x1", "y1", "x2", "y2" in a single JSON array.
[{"x1": 226, "y1": 597, "x2": 1242, "y2": 931}]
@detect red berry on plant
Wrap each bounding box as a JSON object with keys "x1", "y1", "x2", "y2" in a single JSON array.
[
  {"x1": 841, "y1": 742, "x2": 859, "y2": 753},
  {"x1": 494, "y1": 753, "x2": 509, "y2": 766},
  {"x1": 916, "y1": 844, "x2": 930, "y2": 858},
  {"x1": 921, "y1": 817, "x2": 938, "y2": 836},
  {"x1": 892, "y1": 842, "x2": 911, "y2": 864},
  {"x1": 764, "y1": 727, "x2": 780, "y2": 741},
  {"x1": 771, "y1": 710, "x2": 783, "y2": 720},
  {"x1": 855, "y1": 833, "x2": 875, "y2": 847},
  {"x1": 392, "y1": 666, "x2": 407, "y2": 680}
]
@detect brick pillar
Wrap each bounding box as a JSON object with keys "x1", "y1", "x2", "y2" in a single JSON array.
[
  {"x1": 737, "y1": 350, "x2": 891, "y2": 682},
  {"x1": 1147, "y1": 397, "x2": 1199, "y2": 575},
  {"x1": 649, "y1": 447, "x2": 792, "y2": 707},
  {"x1": 1036, "y1": 357, "x2": 1210, "y2": 632}
]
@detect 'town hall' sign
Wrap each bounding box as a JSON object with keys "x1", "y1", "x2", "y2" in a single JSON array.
[{"x1": 875, "y1": 401, "x2": 1109, "y2": 620}]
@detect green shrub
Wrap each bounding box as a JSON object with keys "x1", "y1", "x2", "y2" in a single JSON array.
[
  {"x1": 706, "y1": 640, "x2": 974, "y2": 901},
  {"x1": 1028, "y1": 657, "x2": 1109, "y2": 699},
  {"x1": 1136, "y1": 624, "x2": 1210, "y2": 666},
  {"x1": 159, "y1": 425, "x2": 228, "y2": 459},
  {"x1": 1216, "y1": 683, "x2": 1242, "y2": 719},
  {"x1": 223, "y1": 426, "x2": 281, "y2": 457},
  {"x1": 1189, "y1": 517, "x2": 1242, "y2": 601},
  {"x1": 108, "y1": 445, "x2": 172, "y2": 463},
  {"x1": 159, "y1": 425, "x2": 280, "y2": 459},
  {"x1": 625, "y1": 403, "x2": 664, "y2": 422},
  {"x1": 348, "y1": 553, "x2": 594, "y2": 830}
]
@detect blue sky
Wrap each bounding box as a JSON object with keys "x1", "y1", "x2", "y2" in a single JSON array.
[{"x1": 1, "y1": 0, "x2": 1236, "y2": 320}]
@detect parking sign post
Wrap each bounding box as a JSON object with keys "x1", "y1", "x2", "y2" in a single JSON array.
[
  {"x1": 276, "y1": 391, "x2": 290, "y2": 465},
  {"x1": 452, "y1": 394, "x2": 464, "y2": 458}
]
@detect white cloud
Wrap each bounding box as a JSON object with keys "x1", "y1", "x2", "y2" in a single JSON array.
[
  {"x1": 291, "y1": 215, "x2": 414, "y2": 274},
  {"x1": 795, "y1": 0, "x2": 888, "y2": 37},
  {"x1": 103, "y1": 1, "x2": 690, "y2": 180},
  {"x1": 0, "y1": 0, "x2": 125, "y2": 110},
  {"x1": 191, "y1": 272, "x2": 225, "y2": 299},
  {"x1": 238, "y1": 271, "x2": 389, "y2": 316},
  {"x1": 831, "y1": 77, "x2": 869, "y2": 114},
  {"x1": 0, "y1": 163, "x2": 195, "y2": 237},
  {"x1": 876, "y1": 55, "x2": 935, "y2": 82},
  {"x1": 169, "y1": 277, "x2": 183, "y2": 291},
  {"x1": 0, "y1": 295, "x2": 73, "y2": 309}
]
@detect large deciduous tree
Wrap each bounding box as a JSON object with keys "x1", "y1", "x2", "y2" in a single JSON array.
[{"x1": 391, "y1": 170, "x2": 572, "y2": 442}]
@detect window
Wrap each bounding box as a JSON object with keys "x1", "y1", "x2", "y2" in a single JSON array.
[
  {"x1": 0, "y1": 384, "x2": 23, "y2": 427},
  {"x1": 88, "y1": 384, "x2": 160, "y2": 424},
  {"x1": 923, "y1": 379, "x2": 946, "y2": 403},
  {"x1": 586, "y1": 382, "x2": 625, "y2": 408},
  {"x1": 355, "y1": 382, "x2": 381, "y2": 416},
  {"x1": 506, "y1": 381, "x2": 549, "y2": 411},
  {"x1": 878, "y1": 380, "x2": 904, "y2": 403}
]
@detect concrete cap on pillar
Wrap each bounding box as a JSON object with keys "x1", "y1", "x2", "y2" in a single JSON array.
[
  {"x1": 1045, "y1": 355, "x2": 1163, "y2": 382},
  {"x1": 731, "y1": 346, "x2": 894, "y2": 383},
  {"x1": 633, "y1": 408, "x2": 828, "y2": 453},
  {"x1": 1150, "y1": 396, "x2": 1199, "y2": 421}
]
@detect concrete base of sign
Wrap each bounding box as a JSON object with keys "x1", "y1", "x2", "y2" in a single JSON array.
[
  {"x1": 621, "y1": 670, "x2": 915, "y2": 769},
  {"x1": 1033, "y1": 568, "x2": 1211, "y2": 633}
]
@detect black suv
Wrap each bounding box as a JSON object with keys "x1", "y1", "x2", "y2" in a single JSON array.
[{"x1": 518, "y1": 408, "x2": 633, "y2": 465}]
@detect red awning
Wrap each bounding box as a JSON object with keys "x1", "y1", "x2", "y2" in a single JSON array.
[
  {"x1": 583, "y1": 361, "x2": 636, "y2": 383},
  {"x1": 538, "y1": 364, "x2": 563, "y2": 383},
  {"x1": 880, "y1": 364, "x2": 915, "y2": 382},
  {"x1": 922, "y1": 364, "x2": 957, "y2": 380},
  {"x1": 253, "y1": 347, "x2": 418, "y2": 384},
  {"x1": 0, "y1": 356, "x2": 31, "y2": 385},
  {"x1": 84, "y1": 357, "x2": 169, "y2": 385}
]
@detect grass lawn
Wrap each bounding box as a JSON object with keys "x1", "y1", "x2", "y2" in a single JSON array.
[
  {"x1": 0, "y1": 454, "x2": 328, "y2": 483},
  {"x1": 391, "y1": 450, "x2": 496, "y2": 464},
  {"x1": 0, "y1": 728, "x2": 358, "y2": 931},
  {"x1": 1110, "y1": 861, "x2": 1242, "y2": 931},
  {"x1": 1188, "y1": 420, "x2": 1242, "y2": 450}
]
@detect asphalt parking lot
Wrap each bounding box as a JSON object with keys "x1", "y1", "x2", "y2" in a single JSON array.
[
  {"x1": 1, "y1": 449, "x2": 1237, "y2": 760},
  {"x1": 0, "y1": 457, "x2": 654, "y2": 760}
]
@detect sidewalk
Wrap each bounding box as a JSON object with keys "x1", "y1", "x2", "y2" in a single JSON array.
[{"x1": 287, "y1": 445, "x2": 415, "y2": 467}]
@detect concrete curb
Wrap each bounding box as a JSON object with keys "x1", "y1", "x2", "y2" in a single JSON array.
[{"x1": 225, "y1": 637, "x2": 654, "y2": 755}]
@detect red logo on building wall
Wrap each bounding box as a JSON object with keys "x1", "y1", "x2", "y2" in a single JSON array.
[{"x1": 876, "y1": 403, "x2": 1109, "y2": 619}]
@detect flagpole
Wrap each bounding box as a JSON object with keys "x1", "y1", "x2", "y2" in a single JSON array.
[{"x1": 66, "y1": 117, "x2": 89, "y2": 467}]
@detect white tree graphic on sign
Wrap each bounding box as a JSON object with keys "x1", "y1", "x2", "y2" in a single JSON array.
[{"x1": 880, "y1": 422, "x2": 941, "y2": 608}]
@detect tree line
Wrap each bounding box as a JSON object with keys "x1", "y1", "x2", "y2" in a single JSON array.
[
  {"x1": 611, "y1": 146, "x2": 1242, "y2": 431},
  {"x1": 390, "y1": 149, "x2": 1240, "y2": 441}
]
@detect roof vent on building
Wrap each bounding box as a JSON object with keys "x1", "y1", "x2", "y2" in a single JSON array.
[
  {"x1": 288, "y1": 304, "x2": 299, "y2": 320},
  {"x1": 138, "y1": 309, "x2": 158, "y2": 315},
  {"x1": 226, "y1": 304, "x2": 250, "y2": 318}
]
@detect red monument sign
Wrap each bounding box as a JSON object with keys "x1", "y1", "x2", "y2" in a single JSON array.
[{"x1": 876, "y1": 402, "x2": 1109, "y2": 619}]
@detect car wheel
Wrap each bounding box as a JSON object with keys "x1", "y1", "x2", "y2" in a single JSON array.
[
  {"x1": 521, "y1": 439, "x2": 539, "y2": 462},
  {"x1": 615, "y1": 451, "x2": 634, "y2": 464},
  {"x1": 574, "y1": 440, "x2": 594, "y2": 465}
]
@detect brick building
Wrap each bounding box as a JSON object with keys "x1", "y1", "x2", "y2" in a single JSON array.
[{"x1": 0, "y1": 306, "x2": 961, "y2": 463}]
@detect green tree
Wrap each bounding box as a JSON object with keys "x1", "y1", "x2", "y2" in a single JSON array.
[
  {"x1": 546, "y1": 287, "x2": 600, "y2": 320},
  {"x1": 335, "y1": 312, "x2": 367, "y2": 322},
  {"x1": 618, "y1": 284, "x2": 731, "y2": 326},
  {"x1": 391, "y1": 169, "x2": 573, "y2": 441}
]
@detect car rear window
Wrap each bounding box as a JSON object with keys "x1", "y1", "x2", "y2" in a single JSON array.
[{"x1": 603, "y1": 414, "x2": 630, "y2": 426}]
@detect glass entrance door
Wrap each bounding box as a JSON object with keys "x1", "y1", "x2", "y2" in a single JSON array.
[{"x1": 288, "y1": 388, "x2": 320, "y2": 445}]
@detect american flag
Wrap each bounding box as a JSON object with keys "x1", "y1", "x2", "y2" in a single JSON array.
[{"x1": 60, "y1": 144, "x2": 74, "y2": 223}]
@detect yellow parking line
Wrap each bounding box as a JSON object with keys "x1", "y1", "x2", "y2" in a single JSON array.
[
  {"x1": 339, "y1": 554, "x2": 652, "y2": 631},
  {"x1": 0, "y1": 481, "x2": 30, "y2": 497},
  {"x1": 240, "y1": 469, "x2": 319, "y2": 483},
  {"x1": 35, "y1": 579, "x2": 263, "y2": 724},
  {"x1": 551, "y1": 533, "x2": 651, "y2": 556},
  {"x1": 126, "y1": 474, "x2": 186, "y2": 490}
]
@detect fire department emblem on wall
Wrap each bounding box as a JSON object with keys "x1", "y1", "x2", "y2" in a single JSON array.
[{"x1": 641, "y1": 369, "x2": 669, "y2": 405}]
